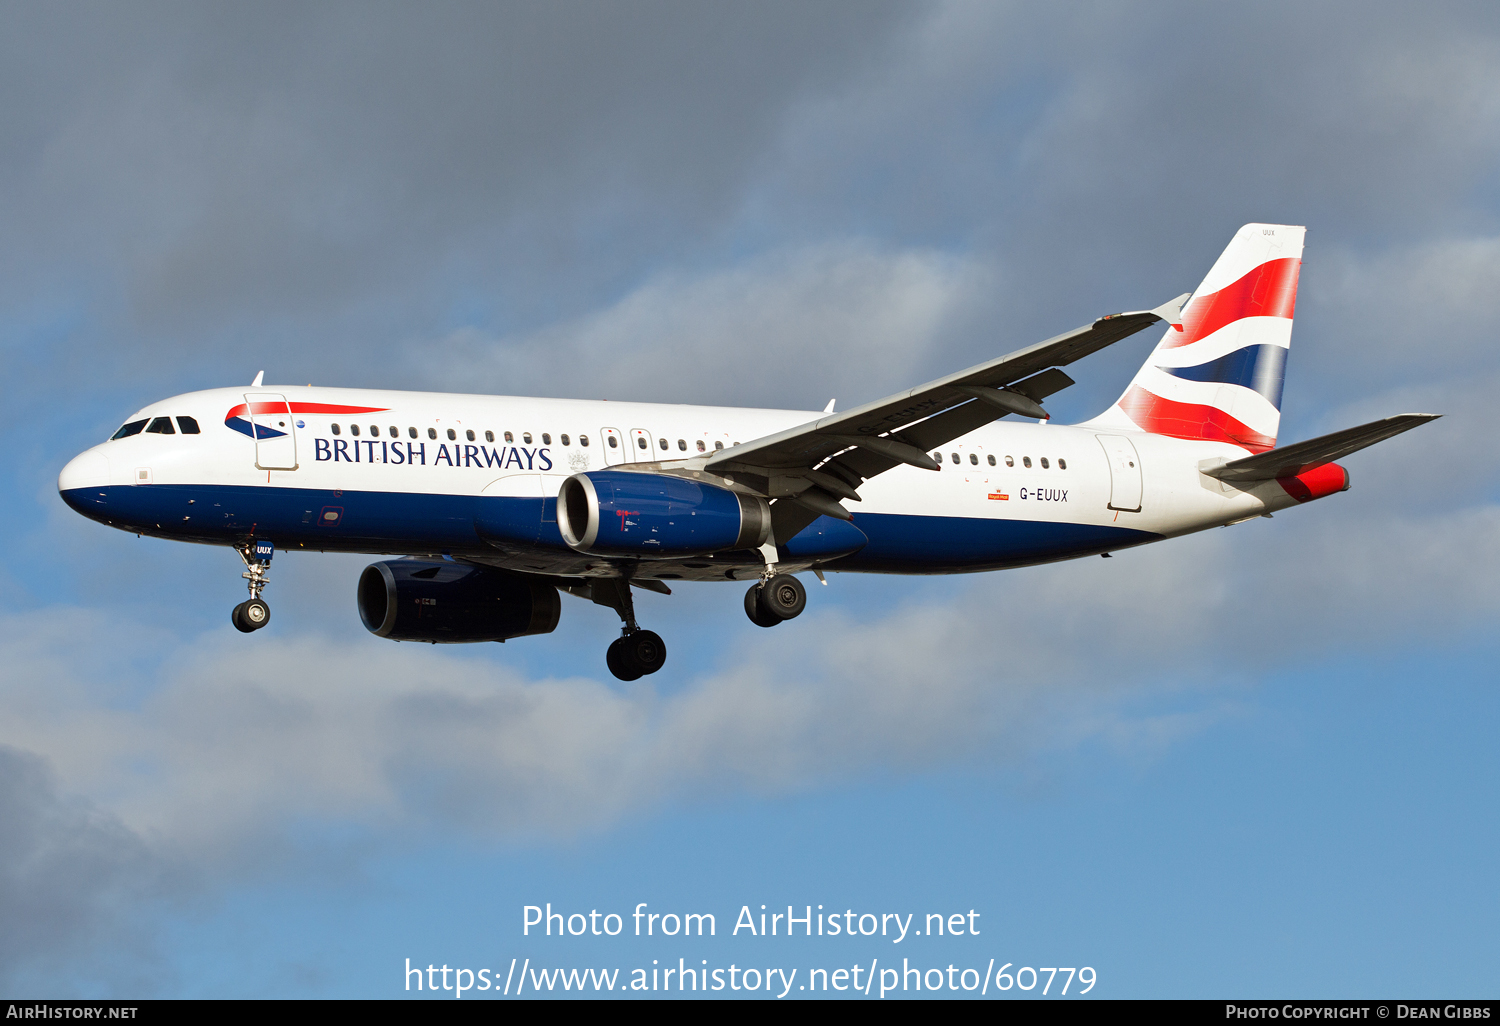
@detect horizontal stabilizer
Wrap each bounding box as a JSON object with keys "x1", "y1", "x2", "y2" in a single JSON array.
[{"x1": 1202, "y1": 413, "x2": 1440, "y2": 482}]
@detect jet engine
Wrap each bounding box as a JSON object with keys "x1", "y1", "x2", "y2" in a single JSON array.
[
  {"x1": 357, "y1": 560, "x2": 560, "y2": 643},
  {"x1": 557, "y1": 470, "x2": 770, "y2": 557}
]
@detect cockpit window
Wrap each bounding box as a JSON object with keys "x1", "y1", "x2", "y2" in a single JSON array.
[
  {"x1": 110, "y1": 419, "x2": 147, "y2": 440},
  {"x1": 176, "y1": 416, "x2": 201, "y2": 434},
  {"x1": 145, "y1": 417, "x2": 176, "y2": 435}
]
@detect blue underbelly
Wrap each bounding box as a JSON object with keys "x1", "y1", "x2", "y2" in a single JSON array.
[
  {"x1": 62, "y1": 483, "x2": 1160, "y2": 569},
  {"x1": 830, "y1": 512, "x2": 1159, "y2": 573}
]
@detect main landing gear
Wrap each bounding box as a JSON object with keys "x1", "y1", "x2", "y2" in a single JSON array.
[
  {"x1": 593, "y1": 579, "x2": 667, "y2": 681},
  {"x1": 232, "y1": 539, "x2": 274, "y2": 633},
  {"x1": 744, "y1": 573, "x2": 806, "y2": 628}
]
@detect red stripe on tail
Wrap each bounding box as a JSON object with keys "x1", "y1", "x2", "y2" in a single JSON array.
[
  {"x1": 1160, "y1": 257, "x2": 1300, "y2": 351},
  {"x1": 1117, "y1": 384, "x2": 1276, "y2": 452}
]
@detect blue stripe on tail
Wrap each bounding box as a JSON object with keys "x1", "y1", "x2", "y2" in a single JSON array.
[{"x1": 1158, "y1": 343, "x2": 1287, "y2": 409}]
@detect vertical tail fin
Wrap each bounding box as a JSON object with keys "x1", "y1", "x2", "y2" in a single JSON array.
[{"x1": 1087, "y1": 223, "x2": 1304, "y2": 452}]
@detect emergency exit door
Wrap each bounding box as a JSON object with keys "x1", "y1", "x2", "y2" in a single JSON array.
[{"x1": 600, "y1": 427, "x2": 626, "y2": 466}]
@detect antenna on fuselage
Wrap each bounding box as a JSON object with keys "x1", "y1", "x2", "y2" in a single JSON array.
[{"x1": 251, "y1": 371, "x2": 264, "y2": 387}]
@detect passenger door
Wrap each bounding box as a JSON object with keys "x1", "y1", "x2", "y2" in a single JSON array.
[
  {"x1": 1096, "y1": 435, "x2": 1142, "y2": 512},
  {"x1": 245, "y1": 393, "x2": 298, "y2": 471}
]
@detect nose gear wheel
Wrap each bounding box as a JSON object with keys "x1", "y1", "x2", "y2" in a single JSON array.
[{"x1": 232, "y1": 541, "x2": 273, "y2": 633}]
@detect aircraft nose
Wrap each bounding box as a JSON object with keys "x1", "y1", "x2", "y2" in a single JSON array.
[{"x1": 58, "y1": 448, "x2": 111, "y2": 496}]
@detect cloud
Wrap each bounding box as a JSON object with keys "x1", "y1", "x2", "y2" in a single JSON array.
[
  {"x1": 0, "y1": 745, "x2": 170, "y2": 990},
  {"x1": 0, "y1": 2, "x2": 915, "y2": 346},
  {"x1": 3, "y1": 485, "x2": 1496, "y2": 865},
  {"x1": 414, "y1": 241, "x2": 992, "y2": 409}
]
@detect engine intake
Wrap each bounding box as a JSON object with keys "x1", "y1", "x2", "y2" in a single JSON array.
[
  {"x1": 557, "y1": 470, "x2": 770, "y2": 557},
  {"x1": 358, "y1": 560, "x2": 560, "y2": 643}
]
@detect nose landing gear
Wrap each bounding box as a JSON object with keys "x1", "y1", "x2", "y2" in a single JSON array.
[{"x1": 232, "y1": 539, "x2": 274, "y2": 633}]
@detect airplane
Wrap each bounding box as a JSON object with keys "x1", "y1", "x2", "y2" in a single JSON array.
[{"x1": 58, "y1": 224, "x2": 1437, "y2": 680}]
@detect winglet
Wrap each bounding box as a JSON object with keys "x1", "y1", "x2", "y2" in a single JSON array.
[
  {"x1": 1151, "y1": 292, "x2": 1191, "y2": 331},
  {"x1": 251, "y1": 371, "x2": 265, "y2": 387}
]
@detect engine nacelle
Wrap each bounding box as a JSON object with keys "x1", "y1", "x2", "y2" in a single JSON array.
[
  {"x1": 357, "y1": 560, "x2": 560, "y2": 643},
  {"x1": 557, "y1": 470, "x2": 770, "y2": 557}
]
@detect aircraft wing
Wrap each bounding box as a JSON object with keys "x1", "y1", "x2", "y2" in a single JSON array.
[
  {"x1": 703, "y1": 293, "x2": 1189, "y2": 538},
  {"x1": 1202, "y1": 413, "x2": 1441, "y2": 482}
]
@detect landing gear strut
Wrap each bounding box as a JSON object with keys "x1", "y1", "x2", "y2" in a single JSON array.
[
  {"x1": 591, "y1": 579, "x2": 667, "y2": 681},
  {"x1": 745, "y1": 573, "x2": 807, "y2": 628},
  {"x1": 232, "y1": 539, "x2": 274, "y2": 633}
]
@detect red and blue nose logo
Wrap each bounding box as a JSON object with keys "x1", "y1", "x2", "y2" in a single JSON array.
[{"x1": 224, "y1": 402, "x2": 389, "y2": 439}]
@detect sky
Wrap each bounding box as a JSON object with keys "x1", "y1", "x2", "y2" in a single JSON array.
[{"x1": 2, "y1": 0, "x2": 1498, "y2": 999}]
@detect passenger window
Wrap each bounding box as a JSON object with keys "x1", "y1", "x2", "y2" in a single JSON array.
[
  {"x1": 523, "y1": 433, "x2": 532, "y2": 444},
  {"x1": 388, "y1": 426, "x2": 398, "y2": 438},
  {"x1": 696, "y1": 440, "x2": 706, "y2": 452},
  {"x1": 1058, "y1": 458, "x2": 1067, "y2": 470},
  {"x1": 408, "y1": 427, "x2": 417, "y2": 438},
  {"x1": 658, "y1": 438, "x2": 668, "y2": 450},
  {"x1": 485, "y1": 430, "x2": 494, "y2": 443},
  {"x1": 969, "y1": 453, "x2": 978, "y2": 465},
  {"x1": 504, "y1": 431, "x2": 514, "y2": 443},
  {"x1": 678, "y1": 439, "x2": 687, "y2": 451},
  {"x1": 1041, "y1": 457, "x2": 1050, "y2": 469},
  {"x1": 332, "y1": 424, "x2": 342, "y2": 435},
  {"x1": 950, "y1": 453, "x2": 959, "y2": 464},
  {"x1": 351, "y1": 424, "x2": 361, "y2": 436},
  {"x1": 560, "y1": 434, "x2": 571, "y2": 446},
  {"x1": 428, "y1": 428, "x2": 437, "y2": 439},
  {"x1": 1005, "y1": 455, "x2": 1013, "y2": 467},
  {"x1": 542, "y1": 433, "x2": 551, "y2": 445},
  {"x1": 1022, "y1": 456, "x2": 1031, "y2": 468},
  {"x1": 466, "y1": 429, "x2": 475, "y2": 441},
  {"x1": 608, "y1": 435, "x2": 618, "y2": 448},
  {"x1": 176, "y1": 416, "x2": 201, "y2": 434},
  {"x1": 637, "y1": 437, "x2": 647, "y2": 449},
  {"x1": 987, "y1": 455, "x2": 996, "y2": 466},
  {"x1": 580, "y1": 435, "x2": 590, "y2": 447},
  {"x1": 447, "y1": 429, "x2": 457, "y2": 440},
  {"x1": 714, "y1": 441, "x2": 724, "y2": 450}
]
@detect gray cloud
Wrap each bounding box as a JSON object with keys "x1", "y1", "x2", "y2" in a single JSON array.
[
  {"x1": 8, "y1": 1, "x2": 1500, "y2": 405},
  {"x1": 0, "y1": 745, "x2": 170, "y2": 990},
  {"x1": 414, "y1": 240, "x2": 993, "y2": 409},
  {"x1": 0, "y1": 1, "x2": 915, "y2": 353}
]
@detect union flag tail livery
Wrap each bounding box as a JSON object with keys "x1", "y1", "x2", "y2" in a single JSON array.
[
  {"x1": 57, "y1": 222, "x2": 1437, "y2": 681},
  {"x1": 1089, "y1": 223, "x2": 1303, "y2": 453}
]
